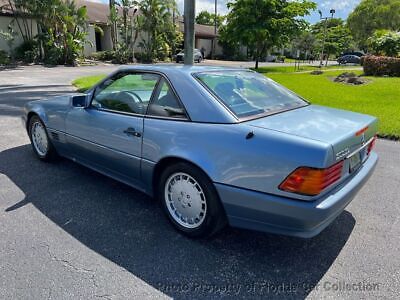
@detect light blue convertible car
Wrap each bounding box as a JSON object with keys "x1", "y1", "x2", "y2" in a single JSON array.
[{"x1": 23, "y1": 65, "x2": 378, "y2": 238}]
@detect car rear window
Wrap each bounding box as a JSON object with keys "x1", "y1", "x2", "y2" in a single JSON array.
[{"x1": 195, "y1": 70, "x2": 307, "y2": 119}]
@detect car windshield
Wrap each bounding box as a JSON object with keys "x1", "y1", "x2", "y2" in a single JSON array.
[{"x1": 195, "y1": 70, "x2": 308, "y2": 119}]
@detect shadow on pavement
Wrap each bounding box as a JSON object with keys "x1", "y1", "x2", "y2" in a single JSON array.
[
  {"x1": 0, "y1": 65, "x2": 24, "y2": 71},
  {"x1": 1, "y1": 145, "x2": 355, "y2": 299},
  {"x1": 0, "y1": 85, "x2": 74, "y2": 117}
]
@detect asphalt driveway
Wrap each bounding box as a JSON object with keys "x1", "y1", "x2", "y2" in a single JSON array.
[{"x1": 0, "y1": 65, "x2": 399, "y2": 299}]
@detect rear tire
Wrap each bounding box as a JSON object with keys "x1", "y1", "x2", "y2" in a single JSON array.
[
  {"x1": 28, "y1": 115, "x2": 58, "y2": 162},
  {"x1": 158, "y1": 162, "x2": 226, "y2": 238}
]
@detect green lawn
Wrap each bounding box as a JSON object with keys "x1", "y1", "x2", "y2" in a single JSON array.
[
  {"x1": 72, "y1": 67, "x2": 400, "y2": 139},
  {"x1": 72, "y1": 75, "x2": 105, "y2": 92},
  {"x1": 254, "y1": 64, "x2": 361, "y2": 74}
]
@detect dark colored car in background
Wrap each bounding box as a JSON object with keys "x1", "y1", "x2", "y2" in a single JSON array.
[
  {"x1": 341, "y1": 51, "x2": 365, "y2": 57},
  {"x1": 337, "y1": 54, "x2": 361, "y2": 65},
  {"x1": 175, "y1": 49, "x2": 203, "y2": 63}
]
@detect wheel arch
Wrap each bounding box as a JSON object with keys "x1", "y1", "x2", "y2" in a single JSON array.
[
  {"x1": 26, "y1": 108, "x2": 48, "y2": 132},
  {"x1": 152, "y1": 156, "x2": 215, "y2": 197},
  {"x1": 26, "y1": 111, "x2": 39, "y2": 131},
  {"x1": 151, "y1": 155, "x2": 229, "y2": 232}
]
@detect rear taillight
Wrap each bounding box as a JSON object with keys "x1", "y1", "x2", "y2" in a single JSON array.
[
  {"x1": 279, "y1": 161, "x2": 344, "y2": 196},
  {"x1": 356, "y1": 126, "x2": 369, "y2": 136},
  {"x1": 367, "y1": 135, "x2": 377, "y2": 155}
]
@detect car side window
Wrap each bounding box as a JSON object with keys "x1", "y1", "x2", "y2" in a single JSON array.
[
  {"x1": 147, "y1": 78, "x2": 187, "y2": 119},
  {"x1": 91, "y1": 73, "x2": 160, "y2": 115}
]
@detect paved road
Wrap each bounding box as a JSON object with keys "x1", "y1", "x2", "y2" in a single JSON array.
[{"x1": 0, "y1": 65, "x2": 399, "y2": 299}]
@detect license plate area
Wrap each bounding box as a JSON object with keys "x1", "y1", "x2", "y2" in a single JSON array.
[{"x1": 349, "y1": 151, "x2": 362, "y2": 173}]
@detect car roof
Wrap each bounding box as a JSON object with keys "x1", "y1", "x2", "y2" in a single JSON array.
[
  {"x1": 117, "y1": 64, "x2": 243, "y2": 75},
  {"x1": 114, "y1": 64, "x2": 248, "y2": 123}
]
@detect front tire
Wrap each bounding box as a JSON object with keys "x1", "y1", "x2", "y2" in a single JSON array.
[
  {"x1": 28, "y1": 115, "x2": 58, "y2": 161},
  {"x1": 158, "y1": 162, "x2": 226, "y2": 238}
]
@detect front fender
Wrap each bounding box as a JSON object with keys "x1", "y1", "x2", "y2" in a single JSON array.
[
  {"x1": 24, "y1": 95, "x2": 72, "y2": 133},
  {"x1": 24, "y1": 101, "x2": 49, "y2": 130}
]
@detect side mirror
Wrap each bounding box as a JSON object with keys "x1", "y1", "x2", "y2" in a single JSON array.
[{"x1": 72, "y1": 94, "x2": 88, "y2": 108}]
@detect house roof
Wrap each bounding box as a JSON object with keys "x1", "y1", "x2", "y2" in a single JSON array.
[
  {"x1": 0, "y1": 0, "x2": 217, "y2": 38},
  {"x1": 75, "y1": 0, "x2": 112, "y2": 25},
  {"x1": 177, "y1": 17, "x2": 217, "y2": 39}
]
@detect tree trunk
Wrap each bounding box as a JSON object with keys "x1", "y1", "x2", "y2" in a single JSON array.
[
  {"x1": 254, "y1": 44, "x2": 260, "y2": 69},
  {"x1": 109, "y1": 0, "x2": 116, "y2": 51},
  {"x1": 8, "y1": 1, "x2": 26, "y2": 42}
]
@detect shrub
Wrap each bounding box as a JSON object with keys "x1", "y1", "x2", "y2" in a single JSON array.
[
  {"x1": 90, "y1": 50, "x2": 116, "y2": 61},
  {"x1": 90, "y1": 50, "x2": 169, "y2": 64},
  {"x1": 134, "y1": 52, "x2": 150, "y2": 63},
  {"x1": 368, "y1": 30, "x2": 400, "y2": 57},
  {"x1": 112, "y1": 47, "x2": 132, "y2": 64},
  {"x1": 91, "y1": 49, "x2": 137, "y2": 64},
  {"x1": 44, "y1": 47, "x2": 64, "y2": 65},
  {"x1": 363, "y1": 55, "x2": 400, "y2": 77},
  {"x1": 14, "y1": 40, "x2": 38, "y2": 62},
  {"x1": 23, "y1": 50, "x2": 38, "y2": 63},
  {"x1": 310, "y1": 70, "x2": 323, "y2": 75},
  {"x1": 0, "y1": 50, "x2": 10, "y2": 65}
]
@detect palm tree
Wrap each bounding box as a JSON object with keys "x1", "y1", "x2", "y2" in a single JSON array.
[
  {"x1": 137, "y1": 0, "x2": 180, "y2": 62},
  {"x1": 109, "y1": 0, "x2": 118, "y2": 50}
]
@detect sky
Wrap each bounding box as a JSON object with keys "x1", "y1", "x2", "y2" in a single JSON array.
[{"x1": 91, "y1": 0, "x2": 361, "y2": 24}]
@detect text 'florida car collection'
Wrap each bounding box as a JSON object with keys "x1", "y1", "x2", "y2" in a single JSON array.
[{"x1": 23, "y1": 65, "x2": 378, "y2": 238}]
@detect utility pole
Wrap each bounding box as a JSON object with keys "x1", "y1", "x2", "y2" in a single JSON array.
[
  {"x1": 184, "y1": 0, "x2": 195, "y2": 65},
  {"x1": 318, "y1": 9, "x2": 335, "y2": 67},
  {"x1": 212, "y1": 0, "x2": 217, "y2": 59}
]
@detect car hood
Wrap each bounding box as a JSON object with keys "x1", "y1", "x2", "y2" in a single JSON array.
[{"x1": 246, "y1": 105, "x2": 378, "y2": 161}]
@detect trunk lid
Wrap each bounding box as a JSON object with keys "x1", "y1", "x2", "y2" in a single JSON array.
[{"x1": 246, "y1": 105, "x2": 378, "y2": 163}]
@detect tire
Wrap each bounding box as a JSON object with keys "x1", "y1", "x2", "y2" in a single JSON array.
[
  {"x1": 158, "y1": 162, "x2": 227, "y2": 238},
  {"x1": 28, "y1": 115, "x2": 58, "y2": 161},
  {"x1": 198, "y1": 57, "x2": 202, "y2": 63}
]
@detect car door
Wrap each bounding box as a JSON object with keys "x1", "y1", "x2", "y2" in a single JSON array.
[{"x1": 65, "y1": 71, "x2": 160, "y2": 186}]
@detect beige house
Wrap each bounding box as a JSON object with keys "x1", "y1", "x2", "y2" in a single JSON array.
[
  {"x1": 0, "y1": 0, "x2": 221, "y2": 58},
  {"x1": 0, "y1": 0, "x2": 38, "y2": 53}
]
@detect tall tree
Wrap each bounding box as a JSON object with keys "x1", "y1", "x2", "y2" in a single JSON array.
[
  {"x1": 35, "y1": 0, "x2": 90, "y2": 64},
  {"x1": 347, "y1": 0, "x2": 400, "y2": 50},
  {"x1": 222, "y1": 0, "x2": 316, "y2": 69},
  {"x1": 195, "y1": 10, "x2": 225, "y2": 27},
  {"x1": 293, "y1": 30, "x2": 316, "y2": 59},
  {"x1": 109, "y1": 0, "x2": 118, "y2": 50},
  {"x1": 368, "y1": 30, "x2": 400, "y2": 57},
  {"x1": 312, "y1": 18, "x2": 354, "y2": 63},
  {"x1": 137, "y1": 0, "x2": 181, "y2": 62},
  {"x1": 6, "y1": 0, "x2": 40, "y2": 42}
]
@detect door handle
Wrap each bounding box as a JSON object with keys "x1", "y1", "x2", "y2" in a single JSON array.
[{"x1": 123, "y1": 127, "x2": 141, "y2": 137}]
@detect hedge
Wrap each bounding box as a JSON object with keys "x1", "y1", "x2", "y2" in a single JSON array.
[
  {"x1": 0, "y1": 50, "x2": 10, "y2": 65},
  {"x1": 363, "y1": 55, "x2": 400, "y2": 77}
]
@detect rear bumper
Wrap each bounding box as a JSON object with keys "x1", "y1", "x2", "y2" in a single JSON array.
[{"x1": 215, "y1": 152, "x2": 378, "y2": 238}]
